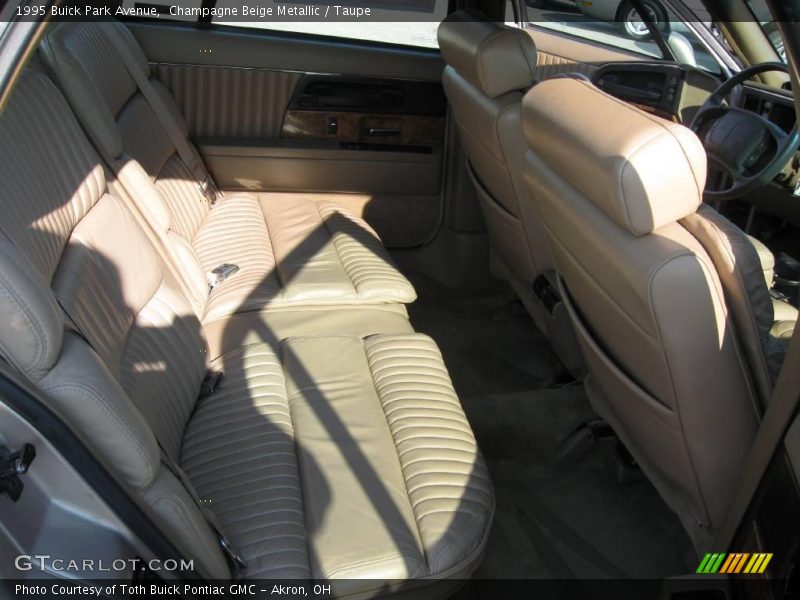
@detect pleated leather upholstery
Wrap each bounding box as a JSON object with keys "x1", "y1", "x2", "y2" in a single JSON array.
[
  {"x1": 194, "y1": 194, "x2": 281, "y2": 320},
  {"x1": 156, "y1": 153, "x2": 211, "y2": 240},
  {"x1": 41, "y1": 20, "x2": 417, "y2": 318},
  {"x1": 121, "y1": 281, "x2": 207, "y2": 459},
  {"x1": 154, "y1": 64, "x2": 301, "y2": 139},
  {"x1": 182, "y1": 334, "x2": 492, "y2": 583},
  {"x1": 0, "y1": 70, "x2": 231, "y2": 578},
  {"x1": 181, "y1": 343, "x2": 310, "y2": 579},
  {"x1": 317, "y1": 202, "x2": 418, "y2": 302},
  {"x1": 196, "y1": 195, "x2": 416, "y2": 322},
  {"x1": 0, "y1": 71, "x2": 104, "y2": 282},
  {"x1": 1, "y1": 72, "x2": 207, "y2": 466},
  {"x1": 364, "y1": 335, "x2": 494, "y2": 573},
  {"x1": 2, "y1": 27, "x2": 495, "y2": 593}
]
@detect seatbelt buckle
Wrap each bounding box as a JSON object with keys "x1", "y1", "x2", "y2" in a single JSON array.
[
  {"x1": 199, "y1": 370, "x2": 224, "y2": 398},
  {"x1": 206, "y1": 264, "x2": 239, "y2": 290},
  {"x1": 198, "y1": 177, "x2": 219, "y2": 205},
  {"x1": 218, "y1": 533, "x2": 247, "y2": 576}
]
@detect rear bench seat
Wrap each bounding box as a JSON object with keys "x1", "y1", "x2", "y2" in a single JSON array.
[
  {"x1": 39, "y1": 21, "x2": 417, "y2": 323},
  {"x1": 0, "y1": 66, "x2": 492, "y2": 593}
]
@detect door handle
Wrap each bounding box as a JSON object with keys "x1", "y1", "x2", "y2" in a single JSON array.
[{"x1": 363, "y1": 127, "x2": 401, "y2": 137}]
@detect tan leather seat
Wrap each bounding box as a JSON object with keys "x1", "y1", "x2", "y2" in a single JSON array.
[
  {"x1": 520, "y1": 76, "x2": 786, "y2": 549},
  {"x1": 437, "y1": 11, "x2": 583, "y2": 372},
  {"x1": 746, "y1": 233, "x2": 799, "y2": 340},
  {"x1": 40, "y1": 21, "x2": 416, "y2": 323},
  {"x1": 0, "y1": 69, "x2": 493, "y2": 591},
  {"x1": 437, "y1": 15, "x2": 544, "y2": 294}
]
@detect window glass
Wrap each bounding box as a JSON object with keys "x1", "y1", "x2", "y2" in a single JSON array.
[
  {"x1": 659, "y1": 4, "x2": 722, "y2": 74},
  {"x1": 505, "y1": 0, "x2": 517, "y2": 24},
  {"x1": 215, "y1": 0, "x2": 447, "y2": 49},
  {"x1": 524, "y1": 0, "x2": 665, "y2": 59},
  {"x1": 121, "y1": 0, "x2": 448, "y2": 48},
  {"x1": 523, "y1": 0, "x2": 722, "y2": 73},
  {"x1": 690, "y1": 0, "x2": 784, "y2": 64},
  {"x1": 119, "y1": 0, "x2": 203, "y2": 22},
  {"x1": 748, "y1": 0, "x2": 786, "y2": 62}
]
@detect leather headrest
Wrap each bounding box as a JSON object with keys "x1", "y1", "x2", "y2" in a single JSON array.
[
  {"x1": 438, "y1": 10, "x2": 537, "y2": 99},
  {"x1": 522, "y1": 77, "x2": 706, "y2": 236}
]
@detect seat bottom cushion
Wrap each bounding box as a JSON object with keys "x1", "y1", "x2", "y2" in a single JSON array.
[
  {"x1": 201, "y1": 303, "x2": 414, "y2": 362},
  {"x1": 180, "y1": 334, "x2": 493, "y2": 587},
  {"x1": 193, "y1": 194, "x2": 417, "y2": 321}
]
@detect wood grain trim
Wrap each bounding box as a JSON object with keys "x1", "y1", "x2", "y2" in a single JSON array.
[{"x1": 281, "y1": 110, "x2": 445, "y2": 147}]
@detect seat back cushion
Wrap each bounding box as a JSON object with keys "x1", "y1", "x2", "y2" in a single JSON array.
[
  {"x1": 41, "y1": 20, "x2": 210, "y2": 241},
  {"x1": 521, "y1": 76, "x2": 759, "y2": 548},
  {"x1": 0, "y1": 69, "x2": 229, "y2": 578}
]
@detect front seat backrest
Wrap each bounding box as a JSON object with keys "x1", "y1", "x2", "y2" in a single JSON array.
[
  {"x1": 521, "y1": 76, "x2": 760, "y2": 550},
  {"x1": 438, "y1": 11, "x2": 551, "y2": 289}
]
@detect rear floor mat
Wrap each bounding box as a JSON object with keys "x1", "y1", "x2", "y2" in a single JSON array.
[
  {"x1": 406, "y1": 272, "x2": 696, "y2": 579},
  {"x1": 406, "y1": 272, "x2": 564, "y2": 394}
]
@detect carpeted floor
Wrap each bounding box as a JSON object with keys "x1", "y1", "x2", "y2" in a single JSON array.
[{"x1": 405, "y1": 272, "x2": 696, "y2": 581}]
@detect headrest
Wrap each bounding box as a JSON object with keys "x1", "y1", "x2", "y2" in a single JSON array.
[
  {"x1": 522, "y1": 77, "x2": 706, "y2": 236},
  {"x1": 40, "y1": 21, "x2": 150, "y2": 160},
  {"x1": 438, "y1": 10, "x2": 537, "y2": 99}
]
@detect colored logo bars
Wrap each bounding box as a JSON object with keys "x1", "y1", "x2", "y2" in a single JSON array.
[{"x1": 696, "y1": 553, "x2": 773, "y2": 574}]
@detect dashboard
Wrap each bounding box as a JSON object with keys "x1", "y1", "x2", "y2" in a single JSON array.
[
  {"x1": 589, "y1": 61, "x2": 800, "y2": 226},
  {"x1": 741, "y1": 83, "x2": 796, "y2": 134},
  {"x1": 592, "y1": 62, "x2": 800, "y2": 200},
  {"x1": 592, "y1": 62, "x2": 797, "y2": 132},
  {"x1": 592, "y1": 62, "x2": 687, "y2": 121}
]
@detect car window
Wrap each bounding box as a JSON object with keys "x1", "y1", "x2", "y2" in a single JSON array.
[
  {"x1": 118, "y1": 0, "x2": 202, "y2": 22},
  {"x1": 523, "y1": 0, "x2": 722, "y2": 73},
  {"x1": 119, "y1": 0, "x2": 448, "y2": 49},
  {"x1": 748, "y1": 0, "x2": 786, "y2": 61},
  {"x1": 658, "y1": 4, "x2": 723, "y2": 74},
  {"x1": 524, "y1": 0, "x2": 666, "y2": 59}
]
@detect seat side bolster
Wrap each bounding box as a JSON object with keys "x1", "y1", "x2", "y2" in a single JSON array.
[
  {"x1": 649, "y1": 251, "x2": 759, "y2": 531},
  {"x1": 0, "y1": 238, "x2": 63, "y2": 380},
  {"x1": 680, "y1": 206, "x2": 775, "y2": 398},
  {"x1": 142, "y1": 469, "x2": 231, "y2": 580},
  {"x1": 40, "y1": 334, "x2": 161, "y2": 489},
  {"x1": 317, "y1": 202, "x2": 417, "y2": 303},
  {"x1": 364, "y1": 334, "x2": 494, "y2": 575}
]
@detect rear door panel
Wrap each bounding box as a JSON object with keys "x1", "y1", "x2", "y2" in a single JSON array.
[{"x1": 129, "y1": 23, "x2": 446, "y2": 247}]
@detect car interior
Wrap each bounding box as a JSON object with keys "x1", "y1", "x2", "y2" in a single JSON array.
[{"x1": 1, "y1": 0, "x2": 800, "y2": 595}]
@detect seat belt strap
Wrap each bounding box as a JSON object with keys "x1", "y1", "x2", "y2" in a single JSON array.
[
  {"x1": 713, "y1": 323, "x2": 800, "y2": 551},
  {"x1": 101, "y1": 25, "x2": 219, "y2": 204}
]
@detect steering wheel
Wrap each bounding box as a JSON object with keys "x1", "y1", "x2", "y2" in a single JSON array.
[{"x1": 689, "y1": 62, "x2": 799, "y2": 201}]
